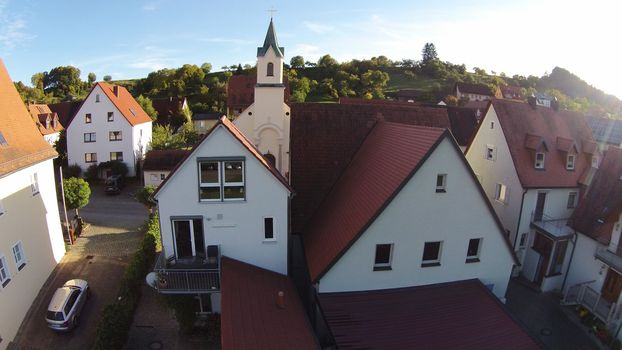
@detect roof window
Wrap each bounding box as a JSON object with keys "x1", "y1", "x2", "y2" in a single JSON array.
[
  {"x1": 129, "y1": 108, "x2": 137, "y2": 116},
  {"x1": 0, "y1": 132, "x2": 8, "y2": 146}
]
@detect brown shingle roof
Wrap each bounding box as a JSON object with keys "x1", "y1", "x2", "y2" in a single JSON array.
[
  {"x1": 95, "y1": 82, "x2": 152, "y2": 126},
  {"x1": 319, "y1": 280, "x2": 542, "y2": 350},
  {"x1": 570, "y1": 147, "x2": 622, "y2": 244},
  {"x1": 490, "y1": 99, "x2": 594, "y2": 188},
  {"x1": 142, "y1": 150, "x2": 190, "y2": 171},
  {"x1": 303, "y1": 122, "x2": 446, "y2": 282},
  {"x1": 290, "y1": 102, "x2": 450, "y2": 233},
  {"x1": 220, "y1": 257, "x2": 319, "y2": 350},
  {"x1": 0, "y1": 60, "x2": 57, "y2": 176},
  {"x1": 27, "y1": 104, "x2": 64, "y2": 135}
]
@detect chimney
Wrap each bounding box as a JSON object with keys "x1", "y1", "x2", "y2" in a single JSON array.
[
  {"x1": 113, "y1": 85, "x2": 120, "y2": 97},
  {"x1": 608, "y1": 214, "x2": 622, "y2": 253},
  {"x1": 276, "y1": 291, "x2": 285, "y2": 309},
  {"x1": 527, "y1": 94, "x2": 537, "y2": 109}
]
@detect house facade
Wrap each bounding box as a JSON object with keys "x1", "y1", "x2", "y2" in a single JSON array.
[
  {"x1": 234, "y1": 19, "x2": 291, "y2": 177},
  {"x1": 465, "y1": 99, "x2": 596, "y2": 292},
  {"x1": 153, "y1": 116, "x2": 292, "y2": 312},
  {"x1": 0, "y1": 61, "x2": 65, "y2": 350},
  {"x1": 142, "y1": 150, "x2": 189, "y2": 187},
  {"x1": 66, "y1": 82, "x2": 152, "y2": 177},
  {"x1": 455, "y1": 82, "x2": 500, "y2": 101}
]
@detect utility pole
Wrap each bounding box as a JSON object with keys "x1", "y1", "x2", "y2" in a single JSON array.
[{"x1": 59, "y1": 166, "x2": 73, "y2": 245}]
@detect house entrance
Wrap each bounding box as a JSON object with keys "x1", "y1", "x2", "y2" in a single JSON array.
[
  {"x1": 532, "y1": 232, "x2": 553, "y2": 285},
  {"x1": 173, "y1": 218, "x2": 205, "y2": 260},
  {"x1": 602, "y1": 268, "x2": 622, "y2": 303}
]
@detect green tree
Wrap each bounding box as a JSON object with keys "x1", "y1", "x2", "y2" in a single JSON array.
[
  {"x1": 135, "y1": 185, "x2": 157, "y2": 213},
  {"x1": 63, "y1": 177, "x2": 91, "y2": 217},
  {"x1": 361, "y1": 70, "x2": 389, "y2": 98},
  {"x1": 200, "y1": 62, "x2": 212, "y2": 74},
  {"x1": 88, "y1": 72, "x2": 97, "y2": 84},
  {"x1": 103, "y1": 75, "x2": 112, "y2": 82},
  {"x1": 43, "y1": 66, "x2": 84, "y2": 98},
  {"x1": 290, "y1": 56, "x2": 305, "y2": 68},
  {"x1": 150, "y1": 124, "x2": 175, "y2": 150},
  {"x1": 31, "y1": 72, "x2": 45, "y2": 89},
  {"x1": 136, "y1": 95, "x2": 158, "y2": 121},
  {"x1": 318, "y1": 54, "x2": 338, "y2": 68},
  {"x1": 422, "y1": 43, "x2": 438, "y2": 63}
]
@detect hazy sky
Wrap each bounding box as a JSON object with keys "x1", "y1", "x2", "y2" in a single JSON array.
[{"x1": 1, "y1": 0, "x2": 620, "y2": 98}]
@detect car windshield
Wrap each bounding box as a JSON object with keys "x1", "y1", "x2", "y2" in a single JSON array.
[{"x1": 47, "y1": 310, "x2": 64, "y2": 321}]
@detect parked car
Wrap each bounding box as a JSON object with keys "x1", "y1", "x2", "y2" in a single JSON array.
[
  {"x1": 45, "y1": 279, "x2": 89, "y2": 331},
  {"x1": 104, "y1": 175, "x2": 124, "y2": 195}
]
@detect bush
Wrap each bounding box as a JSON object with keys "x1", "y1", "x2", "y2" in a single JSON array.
[
  {"x1": 98, "y1": 160, "x2": 129, "y2": 178},
  {"x1": 85, "y1": 164, "x2": 98, "y2": 182},
  {"x1": 94, "y1": 213, "x2": 159, "y2": 349},
  {"x1": 65, "y1": 164, "x2": 82, "y2": 178}
]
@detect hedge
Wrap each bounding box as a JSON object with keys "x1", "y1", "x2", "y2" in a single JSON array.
[{"x1": 94, "y1": 213, "x2": 160, "y2": 349}]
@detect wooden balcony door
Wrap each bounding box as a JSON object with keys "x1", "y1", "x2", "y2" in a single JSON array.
[
  {"x1": 602, "y1": 268, "x2": 622, "y2": 303},
  {"x1": 534, "y1": 192, "x2": 547, "y2": 221},
  {"x1": 173, "y1": 218, "x2": 205, "y2": 260}
]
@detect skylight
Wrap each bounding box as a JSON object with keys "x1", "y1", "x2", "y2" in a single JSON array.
[
  {"x1": 129, "y1": 108, "x2": 137, "y2": 116},
  {"x1": 0, "y1": 131, "x2": 8, "y2": 146}
]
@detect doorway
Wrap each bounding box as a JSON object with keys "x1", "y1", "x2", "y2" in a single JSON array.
[
  {"x1": 602, "y1": 268, "x2": 622, "y2": 303},
  {"x1": 534, "y1": 192, "x2": 547, "y2": 221},
  {"x1": 173, "y1": 218, "x2": 205, "y2": 260}
]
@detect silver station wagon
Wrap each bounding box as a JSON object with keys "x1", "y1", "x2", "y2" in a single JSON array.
[{"x1": 45, "y1": 279, "x2": 90, "y2": 331}]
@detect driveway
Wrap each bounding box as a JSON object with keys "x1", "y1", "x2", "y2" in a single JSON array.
[{"x1": 11, "y1": 182, "x2": 148, "y2": 350}]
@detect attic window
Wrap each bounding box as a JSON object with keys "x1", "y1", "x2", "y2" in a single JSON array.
[
  {"x1": 0, "y1": 132, "x2": 8, "y2": 146},
  {"x1": 566, "y1": 154, "x2": 576, "y2": 170},
  {"x1": 129, "y1": 108, "x2": 137, "y2": 116},
  {"x1": 535, "y1": 152, "x2": 545, "y2": 169},
  {"x1": 96, "y1": 94, "x2": 100, "y2": 103}
]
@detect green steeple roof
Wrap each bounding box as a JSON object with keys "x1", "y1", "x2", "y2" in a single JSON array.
[{"x1": 257, "y1": 19, "x2": 284, "y2": 58}]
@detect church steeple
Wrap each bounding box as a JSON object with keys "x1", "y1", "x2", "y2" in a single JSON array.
[{"x1": 257, "y1": 18, "x2": 284, "y2": 58}]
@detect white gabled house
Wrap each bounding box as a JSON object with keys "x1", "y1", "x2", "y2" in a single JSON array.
[
  {"x1": 66, "y1": 82, "x2": 152, "y2": 177},
  {"x1": 152, "y1": 116, "x2": 292, "y2": 312},
  {"x1": 0, "y1": 61, "x2": 65, "y2": 350},
  {"x1": 465, "y1": 98, "x2": 597, "y2": 292},
  {"x1": 303, "y1": 122, "x2": 517, "y2": 300}
]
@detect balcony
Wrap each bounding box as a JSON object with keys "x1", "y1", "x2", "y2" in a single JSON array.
[
  {"x1": 563, "y1": 281, "x2": 620, "y2": 326},
  {"x1": 153, "y1": 253, "x2": 220, "y2": 294},
  {"x1": 530, "y1": 212, "x2": 574, "y2": 240}
]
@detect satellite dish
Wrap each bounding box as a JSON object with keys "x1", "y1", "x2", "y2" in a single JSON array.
[{"x1": 146, "y1": 272, "x2": 158, "y2": 289}]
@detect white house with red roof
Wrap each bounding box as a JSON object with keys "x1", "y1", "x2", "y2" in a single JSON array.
[
  {"x1": 465, "y1": 98, "x2": 597, "y2": 292},
  {"x1": 152, "y1": 116, "x2": 292, "y2": 313},
  {"x1": 66, "y1": 82, "x2": 152, "y2": 177},
  {"x1": 303, "y1": 122, "x2": 517, "y2": 299},
  {"x1": 0, "y1": 60, "x2": 65, "y2": 349}
]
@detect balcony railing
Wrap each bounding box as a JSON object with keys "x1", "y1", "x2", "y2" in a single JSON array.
[
  {"x1": 153, "y1": 253, "x2": 220, "y2": 294},
  {"x1": 530, "y1": 212, "x2": 574, "y2": 239},
  {"x1": 563, "y1": 280, "x2": 618, "y2": 325}
]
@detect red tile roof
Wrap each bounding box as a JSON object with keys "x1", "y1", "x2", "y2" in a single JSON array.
[
  {"x1": 94, "y1": 82, "x2": 152, "y2": 126},
  {"x1": 48, "y1": 101, "x2": 82, "y2": 128},
  {"x1": 447, "y1": 106, "x2": 480, "y2": 146},
  {"x1": 500, "y1": 85, "x2": 524, "y2": 100},
  {"x1": 142, "y1": 150, "x2": 190, "y2": 171},
  {"x1": 319, "y1": 280, "x2": 541, "y2": 350},
  {"x1": 487, "y1": 99, "x2": 594, "y2": 188},
  {"x1": 339, "y1": 97, "x2": 421, "y2": 107},
  {"x1": 220, "y1": 257, "x2": 319, "y2": 350},
  {"x1": 151, "y1": 96, "x2": 186, "y2": 125},
  {"x1": 290, "y1": 102, "x2": 451, "y2": 233},
  {"x1": 570, "y1": 147, "x2": 622, "y2": 244},
  {"x1": 154, "y1": 116, "x2": 292, "y2": 197},
  {"x1": 0, "y1": 60, "x2": 57, "y2": 177},
  {"x1": 227, "y1": 75, "x2": 290, "y2": 112},
  {"x1": 303, "y1": 122, "x2": 446, "y2": 281},
  {"x1": 27, "y1": 104, "x2": 64, "y2": 135}
]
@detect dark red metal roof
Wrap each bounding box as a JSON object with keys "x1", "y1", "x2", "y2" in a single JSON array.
[
  {"x1": 447, "y1": 106, "x2": 479, "y2": 146},
  {"x1": 302, "y1": 122, "x2": 446, "y2": 282},
  {"x1": 142, "y1": 149, "x2": 190, "y2": 171},
  {"x1": 487, "y1": 99, "x2": 594, "y2": 188},
  {"x1": 570, "y1": 147, "x2": 622, "y2": 244},
  {"x1": 319, "y1": 280, "x2": 542, "y2": 350},
  {"x1": 48, "y1": 100, "x2": 82, "y2": 128},
  {"x1": 220, "y1": 257, "x2": 319, "y2": 350},
  {"x1": 290, "y1": 102, "x2": 450, "y2": 233}
]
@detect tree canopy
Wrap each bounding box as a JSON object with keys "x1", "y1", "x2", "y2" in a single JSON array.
[{"x1": 63, "y1": 177, "x2": 91, "y2": 217}]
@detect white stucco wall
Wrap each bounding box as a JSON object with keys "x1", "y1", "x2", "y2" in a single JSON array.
[
  {"x1": 563, "y1": 233, "x2": 605, "y2": 295},
  {"x1": 144, "y1": 170, "x2": 170, "y2": 187},
  {"x1": 318, "y1": 138, "x2": 515, "y2": 299},
  {"x1": 0, "y1": 159, "x2": 65, "y2": 349},
  {"x1": 256, "y1": 47, "x2": 283, "y2": 85},
  {"x1": 155, "y1": 125, "x2": 290, "y2": 275},
  {"x1": 67, "y1": 85, "x2": 152, "y2": 177}
]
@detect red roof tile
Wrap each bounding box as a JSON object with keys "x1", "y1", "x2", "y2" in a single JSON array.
[
  {"x1": 0, "y1": 60, "x2": 57, "y2": 177},
  {"x1": 490, "y1": 99, "x2": 594, "y2": 188},
  {"x1": 500, "y1": 85, "x2": 524, "y2": 100},
  {"x1": 339, "y1": 97, "x2": 422, "y2": 107},
  {"x1": 319, "y1": 280, "x2": 541, "y2": 350},
  {"x1": 48, "y1": 101, "x2": 82, "y2": 128},
  {"x1": 95, "y1": 82, "x2": 152, "y2": 126},
  {"x1": 570, "y1": 147, "x2": 622, "y2": 244},
  {"x1": 303, "y1": 122, "x2": 446, "y2": 281},
  {"x1": 142, "y1": 150, "x2": 190, "y2": 171},
  {"x1": 447, "y1": 106, "x2": 480, "y2": 146},
  {"x1": 220, "y1": 257, "x2": 319, "y2": 350},
  {"x1": 290, "y1": 102, "x2": 450, "y2": 233},
  {"x1": 27, "y1": 104, "x2": 64, "y2": 135}
]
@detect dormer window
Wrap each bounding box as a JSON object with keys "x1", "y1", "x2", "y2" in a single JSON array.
[
  {"x1": 267, "y1": 62, "x2": 274, "y2": 76},
  {"x1": 535, "y1": 152, "x2": 545, "y2": 169},
  {"x1": 566, "y1": 154, "x2": 576, "y2": 170},
  {"x1": 45, "y1": 118, "x2": 50, "y2": 129}
]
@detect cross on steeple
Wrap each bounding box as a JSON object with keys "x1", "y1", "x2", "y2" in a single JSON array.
[{"x1": 268, "y1": 7, "x2": 277, "y2": 19}]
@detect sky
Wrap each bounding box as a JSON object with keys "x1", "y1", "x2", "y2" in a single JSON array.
[{"x1": 1, "y1": 0, "x2": 621, "y2": 99}]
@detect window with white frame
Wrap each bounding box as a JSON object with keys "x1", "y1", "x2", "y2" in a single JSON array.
[
  {"x1": 12, "y1": 242, "x2": 26, "y2": 270},
  {"x1": 85, "y1": 153, "x2": 97, "y2": 163},
  {"x1": 485, "y1": 145, "x2": 496, "y2": 161},
  {"x1": 107, "y1": 112, "x2": 114, "y2": 122},
  {"x1": 566, "y1": 154, "x2": 576, "y2": 170},
  {"x1": 264, "y1": 218, "x2": 274, "y2": 240},
  {"x1": 109, "y1": 131, "x2": 122, "y2": 141},
  {"x1": 84, "y1": 132, "x2": 96, "y2": 143},
  {"x1": 495, "y1": 183, "x2": 508, "y2": 203},
  {"x1": 535, "y1": 152, "x2": 545, "y2": 169},
  {"x1": 0, "y1": 255, "x2": 10, "y2": 287},
  {"x1": 110, "y1": 152, "x2": 123, "y2": 161},
  {"x1": 436, "y1": 174, "x2": 447, "y2": 193},
  {"x1": 30, "y1": 173, "x2": 39, "y2": 195},
  {"x1": 374, "y1": 244, "x2": 393, "y2": 271},
  {"x1": 466, "y1": 238, "x2": 482, "y2": 263},
  {"x1": 85, "y1": 113, "x2": 92, "y2": 123},
  {"x1": 421, "y1": 241, "x2": 442, "y2": 267},
  {"x1": 567, "y1": 192, "x2": 578, "y2": 209},
  {"x1": 198, "y1": 160, "x2": 245, "y2": 201}
]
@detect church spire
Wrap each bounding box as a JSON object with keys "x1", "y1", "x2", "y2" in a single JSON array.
[{"x1": 257, "y1": 18, "x2": 284, "y2": 58}]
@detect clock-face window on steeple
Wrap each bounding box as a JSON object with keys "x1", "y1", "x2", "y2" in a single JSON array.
[{"x1": 267, "y1": 62, "x2": 274, "y2": 76}]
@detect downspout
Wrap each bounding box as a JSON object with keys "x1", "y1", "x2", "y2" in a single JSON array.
[
  {"x1": 513, "y1": 189, "x2": 529, "y2": 250},
  {"x1": 560, "y1": 230, "x2": 578, "y2": 293}
]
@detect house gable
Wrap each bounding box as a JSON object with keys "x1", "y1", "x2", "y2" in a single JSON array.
[{"x1": 317, "y1": 136, "x2": 516, "y2": 298}]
